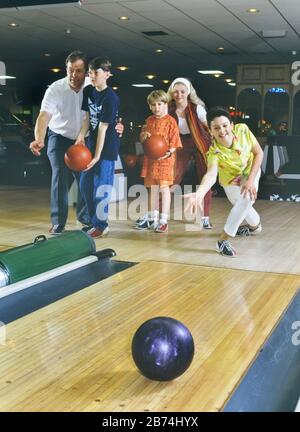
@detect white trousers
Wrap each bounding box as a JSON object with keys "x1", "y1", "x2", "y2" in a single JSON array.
[{"x1": 223, "y1": 170, "x2": 261, "y2": 237}]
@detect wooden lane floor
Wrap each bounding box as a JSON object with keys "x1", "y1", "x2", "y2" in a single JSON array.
[
  {"x1": 0, "y1": 261, "x2": 299, "y2": 412},
  {"x1": 1, "y1": 187, "x2": 300, "y2": 275},
  {"x1": 0, "y1": 245, "x2": 13, "y2": 252},
  {"x1": 93, "y1": 198, "x2": 300, "y2": 275}
]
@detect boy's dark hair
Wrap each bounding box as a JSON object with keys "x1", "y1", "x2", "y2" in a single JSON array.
[
  {"x1": 206, "y1": 106, "x2": 232, "y2": 128},
  {"x1": 65, "y1": 50, "x2": 88, "y2": 71},
  {"x1": 88, "y1": 56, "x2": 112, "y2": 72}
]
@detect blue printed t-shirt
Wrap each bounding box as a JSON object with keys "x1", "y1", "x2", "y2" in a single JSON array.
[{"x1": 82, "y1": 85, "x2": 120, "y2": 161}]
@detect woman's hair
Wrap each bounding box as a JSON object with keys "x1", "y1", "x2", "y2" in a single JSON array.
[
  {"x1": 147, "y1": 89, "x2": 169, "y2": 105},
  {"x1": 167, "y1": 78, "x2": 205, "y2": 107},
  {"x1": 206, "y1": 106, "x2": 232, "y2": 128}
]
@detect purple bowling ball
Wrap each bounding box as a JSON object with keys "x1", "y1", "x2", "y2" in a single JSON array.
[{"x1": 131, "y1": 316, "x2": 194, "y2": 381}]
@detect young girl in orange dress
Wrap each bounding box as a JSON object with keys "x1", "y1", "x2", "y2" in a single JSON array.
[{"x1": 135, "y1": 90, "x2": 182, "y2": 233}]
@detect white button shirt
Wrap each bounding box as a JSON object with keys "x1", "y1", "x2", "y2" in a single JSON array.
[
  {"x1": 178, "y1": 104, "x2": 207, "y2": 135},
  {"x1": 41, "y1": 77, "x2": 90, "y2": 140}
]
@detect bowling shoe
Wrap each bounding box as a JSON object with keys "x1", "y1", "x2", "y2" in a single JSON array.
[
  {"x1": 87, "y1": 226, "x2": 109, "y2": 238},
  {"x1": 135, "y1": 217, "x2": 157, "y2": 230},
  {"x1": 49, "y1": 224, "x2": 65, "y2": 235},
  {"x1": 216, "y1": 240, "x2": 237, "y2": 257},
  {"x1": 81, "y1": 224, "x2": 94, "y2": 232},
  {"x1": 202, "y1": 217, "x2": 213, "y2": 229},
  {"x1": 236, "y1": 223, "x2": 262, "y2": 236},
  {"x1": 154, "y1": 222, "x2": 168, "y2": 233}
]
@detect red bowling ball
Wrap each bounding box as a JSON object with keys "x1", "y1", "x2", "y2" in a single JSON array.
[
  {"x1": 64, "y1": 144, "x2": 92, "y2": 172},
  {"x1": 144, "y1": 135, "x2": 168, "y2": 159}
]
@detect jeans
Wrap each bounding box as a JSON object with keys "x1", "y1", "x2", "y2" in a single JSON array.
[
  {"x1": 47, "y1": 129, "x2": 90, "y2": 227},
  {"x1": 80, "y1": 159, "x2": 115, "y2": 230}
]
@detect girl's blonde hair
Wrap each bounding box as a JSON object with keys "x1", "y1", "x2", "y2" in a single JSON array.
[
  {"x1": 167, "y1": 78, "x2": 205, "y2": 107},
  {"x1": 147, "y1": 89, "x2": 169, "y2": 105}
]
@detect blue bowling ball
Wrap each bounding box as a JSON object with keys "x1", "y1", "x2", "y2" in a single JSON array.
[{"x1": 131, "y1": 316, "x2": 194, "y2": 381}]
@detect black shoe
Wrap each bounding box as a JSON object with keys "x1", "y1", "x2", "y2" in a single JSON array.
[
  {"x1": 236, "y1": 225, "x2": 251, "y2": 236},
  {"x1": 236, "y1": 223, "x2": 262, "y2": 236},
  {"x1": 216, "y1": 240, "x2": 237, "y2": 257},
  {"x1": 49, "y1": 224, "x2": 65, "y2": 235},
  {"x1": 81, "y1": 224, "x2": 93, "y2": 232}
]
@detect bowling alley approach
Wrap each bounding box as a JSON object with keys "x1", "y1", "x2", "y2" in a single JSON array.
[
  {"x1": 1, "y1": 0, "x2": 300, "y2": 414},
  {"x1": 0, "y1": 187, "x2": 299, "y2": 412}
]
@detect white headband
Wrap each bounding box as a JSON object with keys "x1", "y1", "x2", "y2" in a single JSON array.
[{"x1": 170, "y1": 78, "x2": 191, "y2": 95}]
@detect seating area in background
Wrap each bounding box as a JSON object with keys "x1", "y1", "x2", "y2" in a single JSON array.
[
  {"x1": 266, "y1": 136, "x2": 300, "y2": 180},
  {"x1": 259, "y1": 135, "x2": 300, "y2": 201}
]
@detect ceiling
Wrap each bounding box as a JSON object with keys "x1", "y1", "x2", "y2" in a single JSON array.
[{"x1": 0, "y1": 0, "x2": 299, "y2": 102}]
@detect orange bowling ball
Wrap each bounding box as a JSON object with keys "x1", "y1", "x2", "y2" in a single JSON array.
[
  {"x1": 144, "y1": 135, "x2": 168, "y2": 159},
  {"x1": 124, "y1": 154, "x2": 138, "y2": 169},
  {"x1": 64, "y1": 144, "x2": 92, "y2": 172}
]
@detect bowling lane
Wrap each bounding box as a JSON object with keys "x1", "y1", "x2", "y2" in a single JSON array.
[
  {"x1": 0, "y1": 231, "x2": 135, "y2": 323},
  {"x1": 0, "y1": 255, "x2": 135, "y2": 324},
  {"x1": 0, "y1": 261, "x2": 299, "y2": 411}
]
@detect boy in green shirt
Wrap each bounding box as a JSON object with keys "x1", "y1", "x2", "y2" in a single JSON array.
[{"x1": 184, "y1": 107, "x2": 263, "y2": 257}]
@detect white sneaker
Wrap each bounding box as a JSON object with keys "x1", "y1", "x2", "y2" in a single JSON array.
[
  {"x1": 286, "y1": 194, "x2": 300, "y2": 202},
  {"x1": 270, "y1": 194, "x2": 283, "y2": 201},
  {"x1": 202, "y1": 217, "x2": 213, "y2": 229},
  {"x1": 135, "y1": 217, "x2": 154, "y2": 230}
]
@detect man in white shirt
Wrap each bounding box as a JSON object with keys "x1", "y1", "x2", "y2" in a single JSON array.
[{"x1": 30, "y1": 51, "x2": 123, "y2": 234}]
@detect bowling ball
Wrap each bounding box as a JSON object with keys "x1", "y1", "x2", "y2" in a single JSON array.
[
  {"x1": 64, "y1": 144, "x2": 92, "y2": 172},
  {"x1": 131, "y1": 316, "x2": 194, "y2": 381},
  {"x1": 144, "y1": 135, "x2": 168, "y2": 159},
  {"x1": 124, "y1": 154, "x2": 138, "y2": 169}
]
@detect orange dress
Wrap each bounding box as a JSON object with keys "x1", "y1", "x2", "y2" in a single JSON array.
[{"x1": 141, "y1": 114, "x2": 182, "y2": 183}]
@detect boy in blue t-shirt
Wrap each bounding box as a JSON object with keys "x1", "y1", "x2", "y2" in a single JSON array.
[{"x1": 75, "y1": 57, "x2": 120, "y2": 238}]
